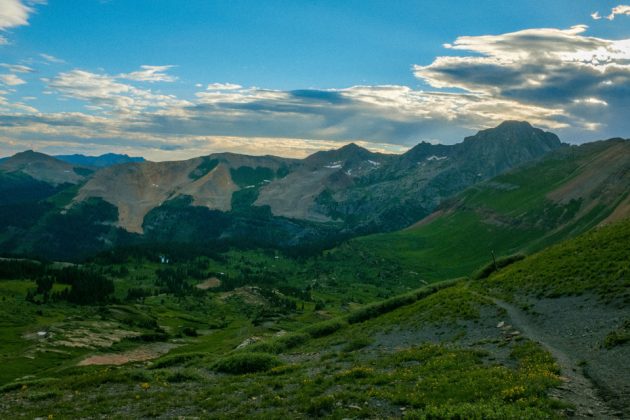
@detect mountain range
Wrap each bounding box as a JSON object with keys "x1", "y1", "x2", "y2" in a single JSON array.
[
  {"x1": 1, "y1": 121, "x2": 627, "y2": 261},
  {"x1": 1, "y1": 121, "x2": 629, "y2": 418},
  {"x1": 54, "y1": 153, "x2": 145, "y2": 167}
]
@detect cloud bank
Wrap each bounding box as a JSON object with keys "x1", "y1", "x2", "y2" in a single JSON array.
[
  {"x1": 0, "y1": 24, "x2": 629, "y2": 159},
  {"x1": 414, "y1": 25, "x2": 630, "y2": 136}
]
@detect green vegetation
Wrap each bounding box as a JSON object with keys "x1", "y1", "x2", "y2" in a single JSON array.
[
  {"x1": 603, "y1": 320, "x2": 630, "y2": 349},
  {"x1": 0, "y1": 273, "x2": 566, "y2": 418},
  {"x1": 473, "y1": 254, "x2": 525, "y2": 280},
  {"x1": 333, "y1": 141, "x2": 627, "y2": 282},
  {"x1": 483, "y1": 218, "x2": 630, "y2": 302},
  {"x1": 230, "y1": 166, "x2": 275, "y2": 188},
  {"x1": 0, "y1": 137, "x2": 628, "y2": 416},
  {"x1": 347, "y1": 278, "x2": 461, "y2": 323},
  {"x1": 188, "y1": 158, "x2": 219, "y2": 180},
  {"x1": 212, "y1": 352, "x2": 282, "y2": 374}
]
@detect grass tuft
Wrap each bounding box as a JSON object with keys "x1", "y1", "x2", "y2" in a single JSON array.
[{"x1": 212, "y1": 352, "x2": 282, "y2": 374}]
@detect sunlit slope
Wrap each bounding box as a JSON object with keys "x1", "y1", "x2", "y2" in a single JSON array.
[
  {"x1": 483, "y1": 216, "x2": 630, "y2": 302},
  {"x1": 333, "y1": 139, "x2": 629, "y2": 281}
]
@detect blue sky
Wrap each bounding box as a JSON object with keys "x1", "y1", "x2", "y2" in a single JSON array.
[{"x1": 0, "y1": 0, "x2": 629, "y2": 159}]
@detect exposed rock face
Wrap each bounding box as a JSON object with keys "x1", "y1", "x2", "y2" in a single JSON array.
[
  {"x1": 313, "y1": 121, "x2": 564, "y2": 232},
  {"x1": 255, "y1": 143, "x2": 394, "y2": 221},
  {"x1": 73, "y1": 154, "x2": 293, "y2": 233},
  {"x1": 0, "y1": 121, "x2": 573, "y2": 256}
]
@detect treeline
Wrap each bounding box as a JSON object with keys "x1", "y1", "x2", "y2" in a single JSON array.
[
  {"x1": 0, "y1": 259, "x2": 115, "y2": 305},
  {"x1": 0, "y1": 259, "x2": 45, "y2": 279},
  {"x1": 46, "y1": 267, "x2": 115, "y2": 304},
  {"x1": 91, "y1": 242, "x2": 229, "y2": 265}
]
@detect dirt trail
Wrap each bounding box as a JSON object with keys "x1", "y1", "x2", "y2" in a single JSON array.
[{"x1": 488, "y1": 296, "x2": 617, "y2": 419}]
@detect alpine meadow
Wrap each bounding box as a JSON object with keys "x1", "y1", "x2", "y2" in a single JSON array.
[{"x1": 0, "y1": 1, "x2": 628, "y2": 418}]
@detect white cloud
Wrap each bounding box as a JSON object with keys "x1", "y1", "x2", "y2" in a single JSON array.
[
  {"x1": 206, "y1": 82, "x2": 242, "y2": 90},
  {"x1": 0, "y1": 0, "x2": 32, "y2": 30},
  {"x1": 120, "y1": 65, "x2": 177, "y2": 83},
  {"x1": 607, "y1": 5, "x2": 630, "y2": 20},
  {"x1": 0, "y1": 73, "x2": 26, "y2": 85},
  {"x1": 47, "y1": 69, "x2": 191, "y2": 113},
  {"x1": 573, "y1": 97, "x2": 608, "y2": 106},
  {"x1": 40, "y1": 53, "x2": 65, "y2": 64},
  {"x1": 0, "y1": 63, "x2": 33, "y2": 73},
  {"x1": 1, "y1": 25, "x2": 629, "y2": 158},
  {"x1": 414, "y1": 26, "x2": 630, "y2": 134},
  {"x1": 0, "y1": 1, "x2": 45, "y2": 44},
  {"x1": 592, "y1": 5, "x2": 630, "y2": 20}
]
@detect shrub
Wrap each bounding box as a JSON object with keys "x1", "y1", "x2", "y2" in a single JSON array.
[
  {"x1": 165, "y1": 368, "x2": 202, "y2": 383},
  {"x1": 336, "y1": 366, "x2": 374, "y2": 379},
  {"x1": 244, "y1": 332, "x2": 310, "y2": 354},
  {"x1": 603, "y1": 320, "x2": 630, "y2": 349},
  {"x1": 245, "y1": 340, "x2": 284, "y2": 354},
  {"x1": 347, "y1": 280, "x2": 461, "y2": 324},
  {"x1": 0, "y1": 377, "x2": 58, "y2": 393},
  {"x1": 304, "y1": 319, "x2": 345, "y2": 338},
  {"x1": 27, "y1": 390, "x2": 61, "y2": 402},
  {"x1": 130, "y1": 331, "x2": 169, "y2": 342},
  {"x1": 473, "y1": 254, "x2": 526, "y2": 280},
  {"x1": 181, "y1": 326, "x2": 198, "y2": 337},
  {"x1": 212, "y1": 352, "x2": 281, "y2": 374},
  {"x1": 277, "y1": 332, "x2": 310, "y2": 349},
  {"x1": 306, "y1": 395, "x2": 335, "y2": 417}
]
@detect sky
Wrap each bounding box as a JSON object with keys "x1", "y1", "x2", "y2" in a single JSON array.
[{"x1": 0, "y1": 0, "x2": 629, "y2": 160}]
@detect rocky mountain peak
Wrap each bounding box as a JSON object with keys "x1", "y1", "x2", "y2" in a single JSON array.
[{"x1": 463, "y1": 120, "x2": 562, "y2": 150}]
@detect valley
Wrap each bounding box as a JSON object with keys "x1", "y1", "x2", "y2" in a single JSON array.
[
  {"x1": 3, "y1": 1, "x2": 630, "y2": 417},
  {"x1": 0, "y1": 122, "x2": 628, "y2": 418},
  {"x1": 0, "y1": 218, "x2": 627, "y2": 418}
]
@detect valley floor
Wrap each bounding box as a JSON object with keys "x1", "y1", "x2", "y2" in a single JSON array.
[
  {"x1": 1, "y1": 282, "x2": 628, "y2": 419},
  {"x1": 0, "y1": 218, "x2": 628, "y2": 418}
]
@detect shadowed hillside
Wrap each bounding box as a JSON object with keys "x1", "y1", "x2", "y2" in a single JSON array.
[{"x1": 330, "y1": 138, "x2": 629, "y2": 281}]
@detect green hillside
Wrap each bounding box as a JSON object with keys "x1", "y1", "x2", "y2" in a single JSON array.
[
  {"x1": 331, "y1": 139, "x2": 629, "y2": 282},
  {"x1": 0, "y1": 139, "x2": 628, "y2": 418},
  {"x1": 483, "y1": 217, "x2": 630, "y2": 302},
  {"x1": 2, "y1": 216, "x2": 628, "y2": 417}
]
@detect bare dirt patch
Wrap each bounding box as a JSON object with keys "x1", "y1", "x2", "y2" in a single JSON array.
[
  {"x1": 196, "y1": 277, "x2": 221, "y2": 290},
  {"x1": 78, "y1": 342, "x2": 179, "y2": 366}
]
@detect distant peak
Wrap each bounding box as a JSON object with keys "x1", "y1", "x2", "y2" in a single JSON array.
[
  {"x1": 496, "y1": 120, "x2": 533, "y2": 130},
  {"x1": 339, "y1": 142, "x2": 365, "y2": 152},
  {"x1": 10, "y1": 150, "x2": 54, "y2": 160},
  {"x1": 15, "y1": 149, "x2": 38, "y2": 156},
  {"x1": 462, "y1": 120, "x2": 562, "y2": 152}
]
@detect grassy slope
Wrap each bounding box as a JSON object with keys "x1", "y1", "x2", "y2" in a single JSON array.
[
  {"x1": 0, "y1": 141, "x2": 628, "y2": 417},
  {"x1": 332, "y1": 140, "x2": 628, "y2": 282},
  {"x1": 0, "y1": 280, "x2": 566, "y2": 419},
  {"x1": 1, "y1": 216, "x2": 628, "y2": 417},
  {"x1": 482, "y1": 217, "x2": 630, "y2": 303}
]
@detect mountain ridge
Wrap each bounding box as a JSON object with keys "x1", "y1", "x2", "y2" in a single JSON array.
[
  {"x1": 0, "y1": 150, "x2": 91, "y2": 185},
  {"x1": 0, "y1": 121, "x2": 598, "y2": 260},
  {"x1": 54, "y1": 153, "x2": 146, "y2": 167}
]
